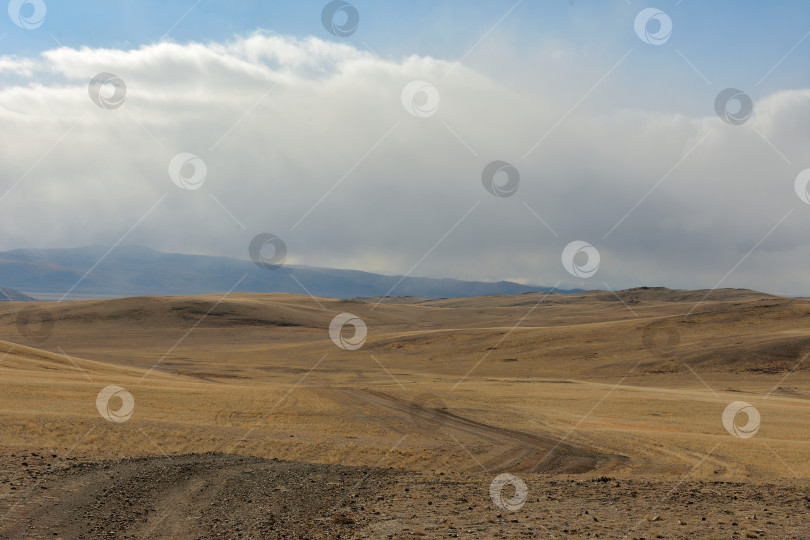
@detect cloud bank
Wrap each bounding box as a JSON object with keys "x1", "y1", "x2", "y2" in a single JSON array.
[{"x1": 1, "y1": 33, "x2": 809, "y2": 294}]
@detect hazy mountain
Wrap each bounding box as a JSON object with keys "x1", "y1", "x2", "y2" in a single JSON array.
[
  {"x1": 0, "y1": 287, "x2": 36, "y2": 301},
  {"x1": 0, "y1": 246, "x2": 577, "y2": 300}
]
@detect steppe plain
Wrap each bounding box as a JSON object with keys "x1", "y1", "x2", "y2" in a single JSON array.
[{"x1": 0, "y1": 287, "x2": 808, "y2": 538}]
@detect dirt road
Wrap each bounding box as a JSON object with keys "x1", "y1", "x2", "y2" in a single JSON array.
[
  {"x1": 2, "y1": 453, "x2": 809, "y2": 539},
  {"x1": 0, "y1": 453, "x2": 397, "y2": 539},
  {"x1": 337, "y1": 388, "x2": 628, "y2": 474}
]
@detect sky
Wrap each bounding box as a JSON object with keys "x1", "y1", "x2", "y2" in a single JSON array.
[{"x1": 1, "y1": 0, "x2": 810, "y2": 294}]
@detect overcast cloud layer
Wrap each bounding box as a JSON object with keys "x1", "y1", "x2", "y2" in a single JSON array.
[{"x1": 1, "y1": 32, "x2": 810, "y2": 294}]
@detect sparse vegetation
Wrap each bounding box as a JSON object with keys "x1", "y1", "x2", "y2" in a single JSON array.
[{"x1": 0, "y1": 290, "x2": 809, "y2": 536}]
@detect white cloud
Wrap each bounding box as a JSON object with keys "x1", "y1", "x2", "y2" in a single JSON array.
[
  {"x1": 0, "y1": 55, "x2": 37, "y2": 77},
  {"x1": 1, "y1": 32, "x2": 809, "y2": 295}
]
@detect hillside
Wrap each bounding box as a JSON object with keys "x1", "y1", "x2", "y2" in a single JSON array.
[
  {"x1": 1, "y1": 286, "x2": 807, "y2": 379},
  {"x1": 1, "y1": 289, "x2": 809, "y2": 538}
]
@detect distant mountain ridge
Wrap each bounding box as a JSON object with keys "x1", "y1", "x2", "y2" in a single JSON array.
[
  {"x1": 0, "y1": 287, "x2": 36, "y2": 301},
  {"x1": 0, "y1": 246, "x2": 576, "y2": 300}
]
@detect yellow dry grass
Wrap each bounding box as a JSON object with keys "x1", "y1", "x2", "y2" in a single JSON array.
[{"x1": 0, "y1": 288, "x2": 808, "y2": 482}]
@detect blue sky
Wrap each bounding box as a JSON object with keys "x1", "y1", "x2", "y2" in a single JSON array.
[
  {"x1": 3, "y1": 1, "x2": 809, "y2": 121},
  {"x1": 3, "y1": 1, "x2": 809, "y2": 100},
  {"x1": 2, "y1": 1, "x2": 810, "y2": 293}
]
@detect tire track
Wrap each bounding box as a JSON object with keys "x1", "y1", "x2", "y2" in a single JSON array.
[
  {"x1": 0, "y1": 454, "x2": 400, "y2": 539},
  {"x1": 334, "y1": 388, "x2": 628, "y2": 474}
]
